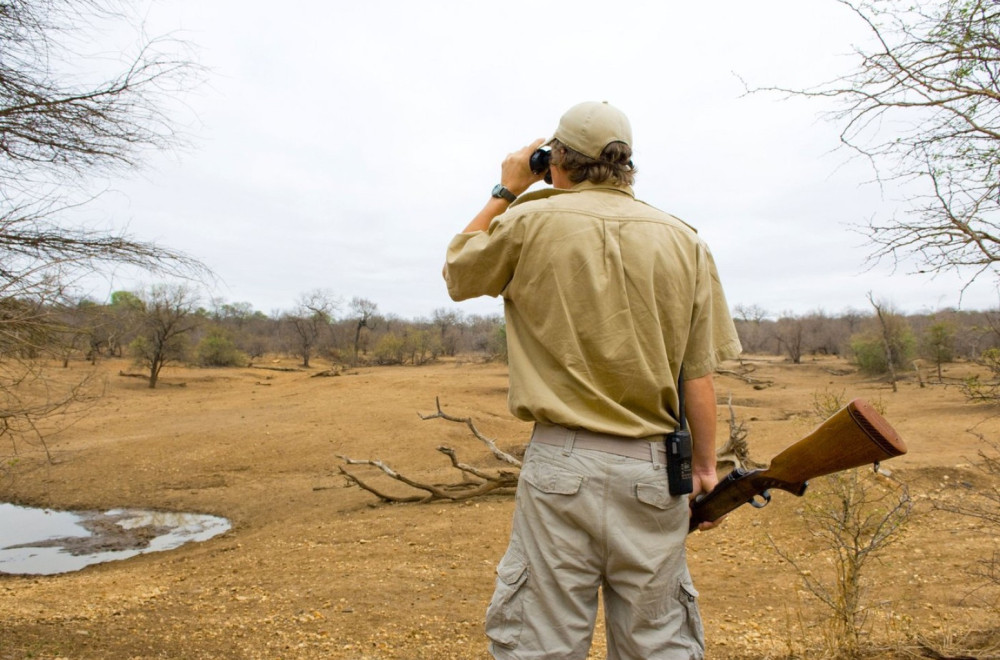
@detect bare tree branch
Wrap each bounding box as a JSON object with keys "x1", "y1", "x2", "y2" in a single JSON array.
[
  {"x1": 754, "y1": 0, "x2": 1000, "y2": 284},
  {"x1": 0, "y1": 1, "x2": 206, "y2": 468},
  {"x1": 417, "y1": 396, "x2": 522, "y2": 467},
  {"x1": 338, "y1": 399, "x2": 523, "y2": 504}
]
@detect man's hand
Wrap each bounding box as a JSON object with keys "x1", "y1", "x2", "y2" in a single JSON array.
[
  {"x1": 691, "y1": 468, "x2": 723, "y2": 532},
  {"x1": 456, "y1": 138, "x2": 548, "y2": 236},
  {"x1": 500, "y1": 138, "x2": 547, "y2": 197}
]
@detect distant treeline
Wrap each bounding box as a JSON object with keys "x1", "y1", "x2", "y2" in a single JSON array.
[
  {"x1": 38, "y1": 289, "x2": 994, "y2": 376},
  {"x1": 732, "y1": 304, "x2": 991, "y2": 374},
  {"x1": 45, "y1": 289, "x2": 506, "y2": 371}
]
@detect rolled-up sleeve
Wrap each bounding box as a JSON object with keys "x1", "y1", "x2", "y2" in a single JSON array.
[
  {"x1": 444, "y1": 214, "x2": 523, "y2": 301},
  {"x1": 682, "y1": 240, "x2": 742, "y2": 379}
]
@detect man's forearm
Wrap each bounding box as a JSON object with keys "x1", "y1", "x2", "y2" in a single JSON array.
[
  {"x1": 684, "y1": 373, "x2": 717, "y2": 475},
  {"x1": 461, "y1": 197, "x2": 511, "y2": 234}
]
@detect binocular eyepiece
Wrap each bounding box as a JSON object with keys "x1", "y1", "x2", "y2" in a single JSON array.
[
  {"x1": 530, "y1": 145, "x2": 552, "y2": 184},
  {"x1": 529, "y1": 146, "x2": 551, "y2": 175}
]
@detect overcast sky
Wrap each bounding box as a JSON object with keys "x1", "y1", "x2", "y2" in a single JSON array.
[{"x1": 80, "y1": 0, "x2": 1000, "y2": 320}]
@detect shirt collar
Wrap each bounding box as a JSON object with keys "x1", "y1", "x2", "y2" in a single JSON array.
[
  {"x1": 570, "y1": 180, "x2": 635, "y2": 197},
  {"x1": 509, "y1": 181, "x2": 636, "y2": 208}
]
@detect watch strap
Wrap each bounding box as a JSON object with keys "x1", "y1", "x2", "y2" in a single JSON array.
[{"x1": 491, "y1": 184, "x2": 517, "y2": 203}]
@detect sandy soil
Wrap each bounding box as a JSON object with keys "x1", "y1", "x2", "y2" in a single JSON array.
[{"x1": 1, "y1": 355, "x2": 999, "y2": 659}]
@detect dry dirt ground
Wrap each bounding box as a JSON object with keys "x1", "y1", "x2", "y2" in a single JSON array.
[{"x1": 1, "y1": 354, "x2": 999, "y2": 659}]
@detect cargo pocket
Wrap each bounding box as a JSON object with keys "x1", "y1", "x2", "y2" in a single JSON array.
[
  {"x1": 521, "y1": 459, "x2": 583, "y2": 495},
  {"x1": 677, "y1": 580, "x2": 706, "y2": 654},
  {"x1": 635, "y1": 481, "x2": 671, "y2": 510},
  {"x1": 485, "y1": 548, "x2": 530, "y2": 649}
]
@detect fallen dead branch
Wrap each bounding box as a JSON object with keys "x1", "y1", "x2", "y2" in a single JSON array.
[
  {"x1": 337, "y1": 397, "x2": 522, "y2": 503},
  {"x1": 717, "y1": 364, "x2": 773, "y2": 389},
  {"x1": 913, "y1": 632, "x2": 998, "y2": 660},
  {"x1": 117, "y1": 371, "x2": 186, "y2": 387},
  {"x1": 337, "y1": 453, "x2": 519, "y2": 503}
]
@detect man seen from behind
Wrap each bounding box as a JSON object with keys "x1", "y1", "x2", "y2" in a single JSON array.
[{"x1": 443, "y1": 101, "x2": 742, "y2": 659}]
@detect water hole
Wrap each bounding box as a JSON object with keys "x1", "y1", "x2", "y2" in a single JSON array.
[{"x1": 0, "y1": 503, "x2": 230, "y2": 575}]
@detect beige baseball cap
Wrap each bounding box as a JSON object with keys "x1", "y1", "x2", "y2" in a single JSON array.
[{"x1": 552, "y1": 101, "x2": 632, "y2": 160}]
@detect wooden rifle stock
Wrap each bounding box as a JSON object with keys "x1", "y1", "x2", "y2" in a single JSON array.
[{"x1": 689, "y1": 398, "x2": 907, "y2": 533}]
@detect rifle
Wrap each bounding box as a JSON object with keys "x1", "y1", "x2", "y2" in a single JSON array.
[{"x1": 689, "y1": 398, "x2": 907, "y2": 533}]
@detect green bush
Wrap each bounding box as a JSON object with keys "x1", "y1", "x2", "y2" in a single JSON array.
[
  {"x1": 849, "y1": 330, "x2": 915, "y2": 376},
  {"x1": 403, "y1": 329, "x2": 441, "y2": 365},
  {"x1": 374, "y1": 333, "x2": 404, "y2": 365},
  {"x1": 196, "y1": 331, "x2": 247, "y2": 367},
  {"x1": 492, "y1": 324, "x2": 508, "y2": 364}
]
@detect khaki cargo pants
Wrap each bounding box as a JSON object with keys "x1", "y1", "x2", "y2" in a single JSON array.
[{"x1": 486, "y1": 436, "x2": 705, "y2": 660}]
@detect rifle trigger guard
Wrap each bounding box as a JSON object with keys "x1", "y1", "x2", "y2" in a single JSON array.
[{"x1": 750, "y1": 490, "x2": 771, "y2": 509}]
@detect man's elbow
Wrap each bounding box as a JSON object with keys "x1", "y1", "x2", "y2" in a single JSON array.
[{"x1": 441, "y1": 267, "x2": 465, "y2": 302}]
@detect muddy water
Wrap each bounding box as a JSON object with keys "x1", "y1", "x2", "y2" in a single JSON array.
[{"x1": 0, "y1": 503, "x2": 230, "y2": 575}]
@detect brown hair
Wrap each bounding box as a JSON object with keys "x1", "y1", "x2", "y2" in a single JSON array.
[{"x1": 550, "y1": 139, "x2": 636, "y2": 186}]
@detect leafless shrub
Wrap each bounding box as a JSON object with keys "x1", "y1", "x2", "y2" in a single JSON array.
[
  {"x1": 769, "y1": 468, "x2": 913, "y2": 657},
  {"x1": 960, "y1": 348, "x2": 1000, "y2": 402},
  {"x1": 767, "y1": 393, "x2": 910, "y2": 656},
  {"x1": 935, "y1": 433, "x2": 1000, "y2": 611}
]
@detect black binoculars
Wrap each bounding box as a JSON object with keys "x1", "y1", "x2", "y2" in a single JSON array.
[
  {"x1": 529, "y1": 145, "x2": 551, "y2": 174},
  {"x1": 530, "y1": 145, "x2": 552, "y2": 184}
]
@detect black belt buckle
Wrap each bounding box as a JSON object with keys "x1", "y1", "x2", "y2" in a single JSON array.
[{"x1": 665, "y1": 429, "x2": 693, "y2": 495}]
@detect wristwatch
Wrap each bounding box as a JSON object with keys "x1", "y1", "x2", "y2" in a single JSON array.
[{"x1": 491, "y1": 183, "x2": 517, "y2": 203}]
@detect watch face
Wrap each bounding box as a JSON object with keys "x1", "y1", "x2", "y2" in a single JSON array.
[{"x1": 491, "y1": 184, "x2": 504, "y2": 198}]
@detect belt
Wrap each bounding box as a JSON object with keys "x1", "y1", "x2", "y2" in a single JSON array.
[{"x1": 530, "y1": 423, "x2": 667, "y2": 464}]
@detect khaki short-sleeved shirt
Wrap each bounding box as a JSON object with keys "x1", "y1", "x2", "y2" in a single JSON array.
[{"x1": 445, "y1": 182, "x2": 742, "y2": 438}]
